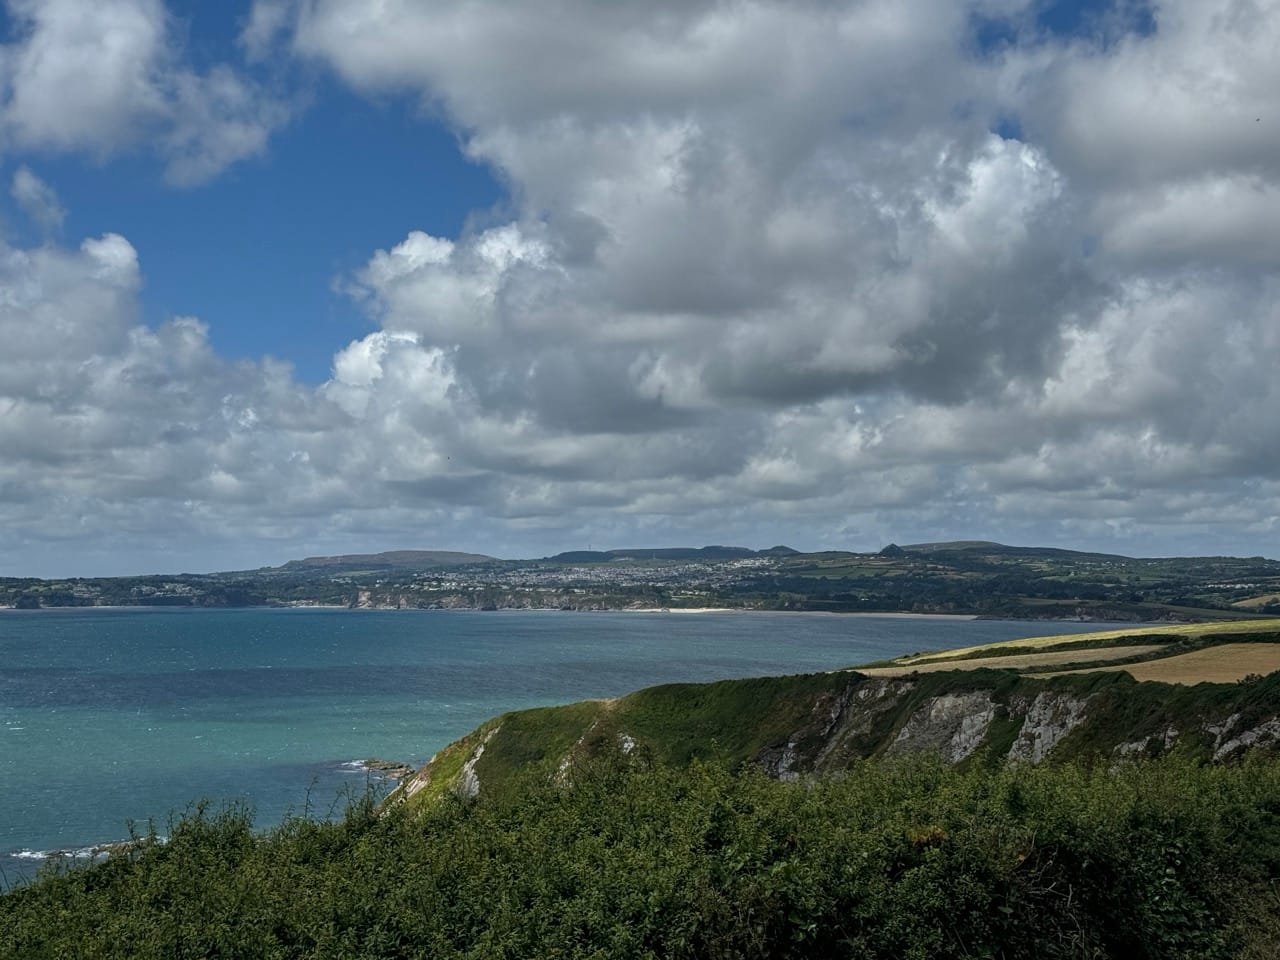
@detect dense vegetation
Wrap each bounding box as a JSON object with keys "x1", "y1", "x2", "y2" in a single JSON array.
[{"x1": 4, "y1": 754, "x2": 1280, "y2": 959}]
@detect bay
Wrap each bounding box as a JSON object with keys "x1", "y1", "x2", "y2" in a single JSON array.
[{"x1": 1, "y1": 607, "x2": 1121, "y2": 884}]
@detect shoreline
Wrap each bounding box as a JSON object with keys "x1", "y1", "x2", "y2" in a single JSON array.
[
  {"x1": 0, "y1": 603, "x2": 1152, "y2": 624},
  {"x1": 617, "y1": 608, "x2": 979, "y2": 620}
]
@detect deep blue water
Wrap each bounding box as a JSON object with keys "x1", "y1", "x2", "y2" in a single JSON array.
[{"x1": 0, "y1": 608, "x2": 1121, "y2": 884}]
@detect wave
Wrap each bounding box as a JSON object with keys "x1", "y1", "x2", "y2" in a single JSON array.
[
  {"x1": 8, "y1": 837, "x2": 164, "y2": 862},
  {"x1": 337, "y1": 758, "x2": 414, "y2": 778}
]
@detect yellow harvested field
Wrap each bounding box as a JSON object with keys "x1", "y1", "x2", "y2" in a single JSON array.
[
  {"x1": 1234, "y1": 594, "x2": 1280, "y2": 609},
  {"x1": 899, "y1": 618, "x2": 1280, "y2": 665},
  {"x1": 855, "y1": 645, "x2": 1164, "y2": 676},
  {"x1": 1035, "y1": 643, "x2": 1280, "y2": 685}
]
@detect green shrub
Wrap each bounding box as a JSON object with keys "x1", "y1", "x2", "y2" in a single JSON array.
[{"x1": 3, "y1": 755, "x2": 1279, "y2": 959}]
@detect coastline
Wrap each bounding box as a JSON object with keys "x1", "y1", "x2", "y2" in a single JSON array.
[
  {"x1": 0, "y1": 603, "x2": 1123, "y2": 623},
  {"x1": 333, "y1": 606, "x2": 988, "y2": 621},
  {"x1": 618, "y1": 608, "x2": 979, "y2": 620},
  {"x1": 282, "y1": 605, "x2": 984, "y2": 620}
]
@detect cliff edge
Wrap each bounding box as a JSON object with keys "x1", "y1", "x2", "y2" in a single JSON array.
[{"x1": 391, "y1": 666, "x2": 1280, "y2": 806}]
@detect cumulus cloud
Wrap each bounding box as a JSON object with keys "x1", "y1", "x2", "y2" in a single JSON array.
[
  {"x1": 280, "y1": 0, "x2": 1280, "y2": 548},
  {"x1": 0, "y1": 0, "x2": 290, "y2": 184},
  {"x1": 5, "y1": 0, "x2": 1280, "y2": 572},
  {"x1": 0, "y1": 233, "x2": 319, "y2": 512},
  {"x1": 275, "y1": 0, "x2": 1100, "y2": 422}
]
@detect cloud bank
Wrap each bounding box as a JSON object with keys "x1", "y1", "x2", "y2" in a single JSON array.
[{"x1": 2, "y1": 0, "x2": 1279, "y2": 573}]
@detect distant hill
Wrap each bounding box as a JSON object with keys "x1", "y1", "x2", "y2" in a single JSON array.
[
  {"x1": 545, "y1": 545, "x2": 794, "y2": 563},
  {"x1": 900, "y1": 540, "x2": 1136, "y2": 562},
  {"x1": 901, "y1": 540, "x2": 1008, "y2": 551},
  {"x1": 274, "y1": 550, "x2": 496, "y2": 574},
  {"x1": 759, "y1": 545, "x2": 801, "y2": 557}
]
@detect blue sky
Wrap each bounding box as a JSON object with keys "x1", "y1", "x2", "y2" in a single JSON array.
[
  {"x1": 1, "y1": 0, "x2": 1278, "y2": 576},
  {"x1": 1, "y1": 6, "x2": 506, "y2": 382},
  {"x1": 37, "y1": 89, "x2": 503, "y2": 381}
]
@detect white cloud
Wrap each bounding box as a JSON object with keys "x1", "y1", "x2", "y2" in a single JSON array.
[
  {"x1": 0, "y1": 0, "x2": 168, "y2": 153},
  {"x1": 0, "y1": 0, "x2": 291, "y2": 184},
  {"x1": 162, "y1": 64, "x2": 292, "y2": 186},
  {"x1": 1010, "y1": 0, "x2": 1280, "y2": 187},
  {"x1": 10, "y1": 165, "x2": 65, "y2": 231},
  {"x1": 1003, "y1": 0, "x2": 1280, "y2": 273},
  {"x1": 239, "y1": 0, "x2": 292, "y2": 61}
]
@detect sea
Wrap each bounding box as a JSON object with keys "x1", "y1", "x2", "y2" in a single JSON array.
[{"x1": 0, "y1": 607, "x2": 1123, "y2": 886}]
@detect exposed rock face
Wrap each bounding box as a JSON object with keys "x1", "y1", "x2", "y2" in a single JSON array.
[
  {"x1": 402, "y1": 726, "x2": 500, "y2": 800},
  {"x1": 1114, "y1": 726, "x2": 1179, "y2": 759},
  {"x1": 1214, "y1": 718, "x2": 1280, "y2": 761},
  {"x1": 1206, "y1": 714, "x2": 1241, "y2": 753},
  {"x1": 813, "y1": 678, "x2": 915, "y2": 770},
  {"x1": 456, "y1": 728, "x2": 499, "y2": 799},
  {"x1": 758, "y1": 682, "x2": 1097, "y2": 776},
  {"x1": 756, "y1": 743, "x2": 803, "y2": 782},
  {"x1": 403, "y1": 767, "x2": 431, "y2": 799},
  {"x1": 757, "y1": 678, "x2": 916, "y2": 780},
  {"x1": 889, "y1": 692, "x2": 997, "y2": 762},
  {"x1": 1008, "y1": 692, "x2": 1090, "y2": 763},
  {"x1": 758, "y1": 680, "x2": 1096, "y2": 775}
]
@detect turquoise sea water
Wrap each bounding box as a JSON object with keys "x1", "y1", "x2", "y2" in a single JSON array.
[{"x1": 1, "y1": 608, "x2": 1122, "y2": 884}]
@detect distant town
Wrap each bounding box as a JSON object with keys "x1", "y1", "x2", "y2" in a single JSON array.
[{"x1": 4, "y1": 542, "x2": 1279, "y2": 622}]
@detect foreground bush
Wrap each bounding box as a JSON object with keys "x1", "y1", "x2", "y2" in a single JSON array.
[{"x1": 3, "y1": 755, "x2": 1279, "y2": 959}]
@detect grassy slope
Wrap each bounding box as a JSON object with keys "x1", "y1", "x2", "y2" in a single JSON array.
[
  {"x1": 465, "y1": 673, "x2": 857, "y2": 801},
  {"x1": 400, "y1": 667, "x2": 1280, "y2": 805}
]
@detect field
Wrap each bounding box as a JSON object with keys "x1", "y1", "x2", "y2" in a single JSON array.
[
  {"x1": 1236, "y1": 593, "x2": 1280, "y2": 609},
  {"x1": 1037, "y1": 643, "x2": 1280, "y2": 685},
  {"x1": 859, "y1": 618, "x2": 1280, "y2": 685},
  {"x1": 897, "y1": 618, "x2": 1280, "y2": 665},
  {"x1": 855, "y1": 644, "x2": 1164, "y2": 676}
]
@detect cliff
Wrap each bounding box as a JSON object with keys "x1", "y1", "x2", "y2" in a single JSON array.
[{"x1": 393, "y1": 667, "x2": 1280, "y2": 805}]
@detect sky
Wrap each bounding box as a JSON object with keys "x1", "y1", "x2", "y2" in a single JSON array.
[{"x1": 0, "y1": 0, "x2": 1278, "y2": 577}]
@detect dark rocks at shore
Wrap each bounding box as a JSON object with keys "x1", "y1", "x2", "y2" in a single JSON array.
[{"x1": 361, "y1": 759, "x2": 416, "y2": 780}]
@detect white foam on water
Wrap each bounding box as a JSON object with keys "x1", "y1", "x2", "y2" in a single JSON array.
[{"x1": 7, "y1": 837, "x2": 163, "y2": 863}]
